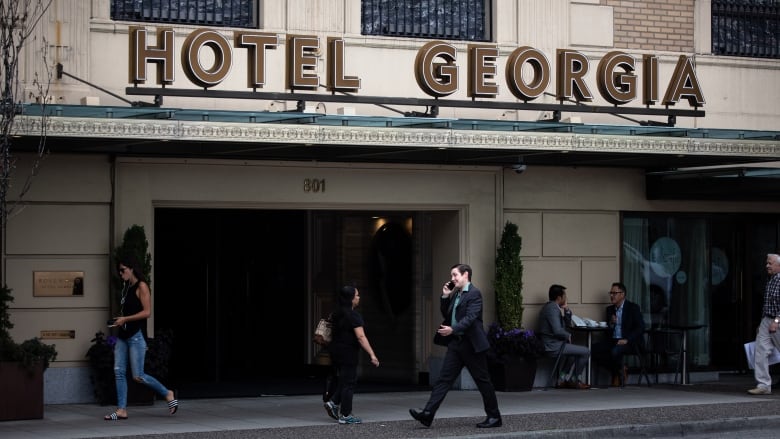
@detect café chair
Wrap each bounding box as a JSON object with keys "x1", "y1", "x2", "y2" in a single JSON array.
[
  {"x1": 543, "y1": 343, "x2": 568, "y2": 390},
  {"x1": 646, "y1": 327, "x2": 682, "y2": 384},
  {"x1": 621, "y1": 335, "x2": 652, "y2": 387}
]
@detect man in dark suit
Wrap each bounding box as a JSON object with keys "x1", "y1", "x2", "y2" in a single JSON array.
[
  {"x1": 593, "y1": 282, "x2": 645, "y2": 386},
  {"x1": 410, "y1": 264, "x2": 502, "y2": 429}
]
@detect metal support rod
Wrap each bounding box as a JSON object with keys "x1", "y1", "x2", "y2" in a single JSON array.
[{"x1": 125, "y1": 86, "x2": 704, "y2": 119}]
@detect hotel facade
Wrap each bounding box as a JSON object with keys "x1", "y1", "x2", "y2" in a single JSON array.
[{"x1": 7, "y1": 0, "x2": 780, "y2": 402}]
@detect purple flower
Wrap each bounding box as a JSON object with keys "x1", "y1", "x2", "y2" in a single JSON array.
[{"x1": 487, "y1": 323, "x2": 544, "y2": 359}]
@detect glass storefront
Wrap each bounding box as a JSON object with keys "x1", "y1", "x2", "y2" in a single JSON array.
[{"x1": 622, "y1": 214, "x2": 780, "y2": 372}]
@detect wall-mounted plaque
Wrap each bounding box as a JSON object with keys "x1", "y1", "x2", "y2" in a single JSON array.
[
  {"x1": 33, "y1": 271, "x2": 84, "y2": 296},
  {"x1": 40, "y1": 330, "x2": 76, "y2": 339}
]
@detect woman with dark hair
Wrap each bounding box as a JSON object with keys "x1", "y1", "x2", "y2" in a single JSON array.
[
  {"x1": 323, "y1": 286, "x2": 380, "y2": 424},
  {"x1": 104, "y1": 255, "x2": 178, "y2": 420}
]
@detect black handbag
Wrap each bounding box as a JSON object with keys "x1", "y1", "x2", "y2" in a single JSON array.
[{"x1": 433, "y1": 320, "x2": 451, "y2": 346}]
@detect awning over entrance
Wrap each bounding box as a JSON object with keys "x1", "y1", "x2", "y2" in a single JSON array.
[{"x1": 12, "y1": 104, "x2": 780, "y2": 199}]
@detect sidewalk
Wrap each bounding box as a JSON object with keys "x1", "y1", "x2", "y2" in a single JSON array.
[{"x1": 1, "y1": 375, "x2": 778, "y2": 439}]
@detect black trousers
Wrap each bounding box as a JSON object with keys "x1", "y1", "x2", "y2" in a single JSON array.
[
  {"x1": 424, "y1": 338, "x2": 500, "y2": 418},
  {"x1": 331, "y1": 363, "x2": 357, "y2": 417},
  {"x1": 593, "y1": 339, "x2": 633, "y2": 375}
]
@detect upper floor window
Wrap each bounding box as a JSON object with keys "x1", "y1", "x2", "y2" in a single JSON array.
[
  {"x1": 361, "y1": 0, "x2": 491, "y2": 42},
  {"x1": 111, "y1": 0, "x2": 256, "y2": 29},
  {"x1": 712, "y1": 0, "x2": 779, "y2": 58}
]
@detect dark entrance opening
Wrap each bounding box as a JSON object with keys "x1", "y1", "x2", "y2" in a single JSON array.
[
  {"x1": 154, "y1": 208, "x2": 308, "y2": 397},
  {"x1": 154, "y1": 208, "x2": 424, "y2": 398}
]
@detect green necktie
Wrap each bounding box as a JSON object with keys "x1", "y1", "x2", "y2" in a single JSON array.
[{"x1": 451, "y1": 292, "x2": 461, "y2": 327}]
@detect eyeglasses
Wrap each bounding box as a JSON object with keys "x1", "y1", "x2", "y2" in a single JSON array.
[{"x1": 609, "y1": 291, "x2": 624, "y2": 296}]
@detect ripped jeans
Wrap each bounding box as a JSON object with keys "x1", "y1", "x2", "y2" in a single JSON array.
[{"x1": 113, "y1": 329, "x2": 169, "y2": 409}]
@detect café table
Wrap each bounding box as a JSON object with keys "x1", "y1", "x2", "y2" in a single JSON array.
[
  {"x1": 570, "y1": 325, "x2": 611, "y2": 386},
  {"x1": 668, "y1": 324, "x2": 705, "y2": 385}
]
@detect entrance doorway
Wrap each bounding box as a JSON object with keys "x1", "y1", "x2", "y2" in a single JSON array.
[{"x1": 154, "y1": 208, "x2": 441, "y2": 397}]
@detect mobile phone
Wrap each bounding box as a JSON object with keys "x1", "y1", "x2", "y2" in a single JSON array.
[
  {"x1": 446, "y1": 281, "x2": 455, "y2": 290},
  {"x1": 107, "y1": 318, "x2": 117, "y2": 326}
]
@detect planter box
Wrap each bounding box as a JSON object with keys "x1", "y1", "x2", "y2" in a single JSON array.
[
  {"x1": 488, "y1": 357, "x2": 537, "y2": 392},
  {"x1": 0, "y1": 361, "x2": 44, "y2": 421}
]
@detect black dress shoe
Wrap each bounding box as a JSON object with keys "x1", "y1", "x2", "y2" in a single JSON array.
[
  {"x1": 409, "y1": 408, "x2": 434, "y2": 427},
  {"x1": 476, "y1": 416, "x2": 502, "y2": 428}
]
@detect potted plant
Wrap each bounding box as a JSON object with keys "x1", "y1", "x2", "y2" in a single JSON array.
[
  {"x1": 0, "y1": 285, "x2": 58, "y2": 420},
  {"x1": 488, "y1": 221, "x2": 540, "y2": 391},
  {"x1": 495, "y1": 221, "x2": 523, "y2": 329}
]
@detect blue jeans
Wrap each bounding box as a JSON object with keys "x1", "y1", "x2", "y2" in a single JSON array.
[{"x1": 113, "y1": 329, "x2": 169, "y2": 409}]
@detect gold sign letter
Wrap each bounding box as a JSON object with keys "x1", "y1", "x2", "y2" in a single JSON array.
[
  {"x1": 505, "y1": 46, "x2": 550, "y2": 101},
  {"x1": 556, "y1": 49, "x2": 593, "y2": 102},
  {"x1": 643, "y1": 55, "x2": 659, "y2": 105},
  {"x1": 415, "y1": 41, "x2": 458, "y2": 97},
  {"x1": 597, "y1": 51, "x2": 636, "y2": 105},
  {"x1": 182, "y1": 29, "x2": 233, "y2": 88},
  {"x1": 128, "y1": 27, "x2": 174, "y2": 85},
  {"x1": 467, "y1": 44, "x2": 499, "y2": 98},
  {"x1": 235, "y1": 32, "x2": 278, "y2": 89},
  {"x1": 327, "y1": 38, "x2": 360, "y2": 92},
  {"x1": 663, "y1": 55, "x2": 705, "y2": 106},
  {"x1": 287, "y1": 35, "x2": 320, "y2": 90}
]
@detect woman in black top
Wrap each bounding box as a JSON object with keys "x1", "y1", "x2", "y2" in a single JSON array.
[
  {"x1": 104, "y1": 255, "x2": 178, "y2": 420},
  {"x1": 323, "y1": 286, "x2": 379, "y2": 424}
]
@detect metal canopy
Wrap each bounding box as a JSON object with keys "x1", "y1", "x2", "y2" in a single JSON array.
[{"x1": 14, "y1": 104, "x2": 780, "y2": 173}]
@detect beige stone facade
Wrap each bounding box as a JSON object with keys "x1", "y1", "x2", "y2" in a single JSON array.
[{"x1": 6, "y1": 1, "x2": 779, "y2": 402}]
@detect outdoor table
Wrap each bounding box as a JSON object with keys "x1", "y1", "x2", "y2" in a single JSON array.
[{"x1": 570, "y1": 325, "x2": 611, "y2": 385}]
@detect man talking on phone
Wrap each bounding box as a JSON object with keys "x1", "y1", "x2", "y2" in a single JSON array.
[{"x1": 409, "y1": 263, "x2": 502, "y2": 429}]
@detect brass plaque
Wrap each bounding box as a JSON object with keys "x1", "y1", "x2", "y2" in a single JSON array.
[
  {"x1": 33, "y1": 271, "x2": 85, "y2": 296},
  {"x1": 40, "y1": 330, "x2": 76, "y2": 339}
]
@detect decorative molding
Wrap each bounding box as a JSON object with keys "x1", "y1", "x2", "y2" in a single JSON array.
[{"x1": 11, "y1": 115, "x2": 780, "y2": 159}]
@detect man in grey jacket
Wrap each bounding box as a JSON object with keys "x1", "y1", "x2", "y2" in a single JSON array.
[{"x1": 537, "y1": 284, "x2": 590, "y2": 389}]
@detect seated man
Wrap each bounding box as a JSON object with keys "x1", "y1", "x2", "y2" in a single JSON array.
[
  {"x1": 592, "y1": 282, "x2": 645, "y2": 386},
  {"x1": 537, "y1": 284, "x2": 590, "y2": 389}
]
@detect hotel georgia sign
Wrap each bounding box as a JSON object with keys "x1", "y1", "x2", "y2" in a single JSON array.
[{"x1": 127, "y1": 27, "x2": 705, "y2": 111}]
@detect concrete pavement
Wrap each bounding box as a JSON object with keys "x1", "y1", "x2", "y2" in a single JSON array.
[{"x1": 1, "y1": 374, "x2": 779, "y2": 438}]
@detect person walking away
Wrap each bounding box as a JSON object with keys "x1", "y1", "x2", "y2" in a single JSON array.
[{"x1": 409, "y1": 263, "x2": 502, "y2": 429}]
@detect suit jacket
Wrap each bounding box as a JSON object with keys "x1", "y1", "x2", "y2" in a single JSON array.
[
  {"x1": 437, "y1": 284, "x2": 490, "y2": 353},
  {"x1": 606, "y1": 299, "x2": 645, "y2": 347},
  {"x1": 537, "y1": 301, "x2": 572, "y2": 353}
]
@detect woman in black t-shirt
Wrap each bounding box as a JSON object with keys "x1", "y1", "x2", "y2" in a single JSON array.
[
  {"x1": 323, "y1": 286, "x2": 380, "y2": 424},
  {"x1": 103, "y1": 255, "x2": 178, "y2": 421}
]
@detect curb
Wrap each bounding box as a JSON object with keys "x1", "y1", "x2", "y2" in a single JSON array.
[{"x1": 438, "y1": 415, "x2": 780, "y2": 438}]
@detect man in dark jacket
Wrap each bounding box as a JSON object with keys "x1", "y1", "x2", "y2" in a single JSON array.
[
  {"x1": 409, "y1": 263, "x2": 502, "y2": 429},
  {"x1": 593, "y1": 282, "x2": 645, "y2": 386}
]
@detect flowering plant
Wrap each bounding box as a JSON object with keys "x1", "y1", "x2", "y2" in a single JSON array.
[{"x1": 487, "y1": 323, "x2": 545, "y2": 361}]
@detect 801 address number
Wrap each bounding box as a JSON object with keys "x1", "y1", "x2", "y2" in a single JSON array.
[{"x1": 304, "y1": 178, "x2": 326, "y2": 193}]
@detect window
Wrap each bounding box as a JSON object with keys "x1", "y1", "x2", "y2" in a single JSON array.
[
  {"x1": 712, "y1": 0, "x2": 779, "y2": 58},
  {"x1": 361, "y1": 0, "x2": 490, "y2": 42},
  {"x1": 111, "y1": 0, "x2": 256, "y2": 29}
]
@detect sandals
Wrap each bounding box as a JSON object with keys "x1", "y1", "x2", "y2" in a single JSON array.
[
  {"x1": 168, "y1": 398, "x2": 179, "y2": 415},
  {"x1": 104, "y1": 412, "x2": 128, "y2": 421}
]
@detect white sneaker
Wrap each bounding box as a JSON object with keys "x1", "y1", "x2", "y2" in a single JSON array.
[{"x1": 748, "y1": 387, "x2": 771, "y2": 395}]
